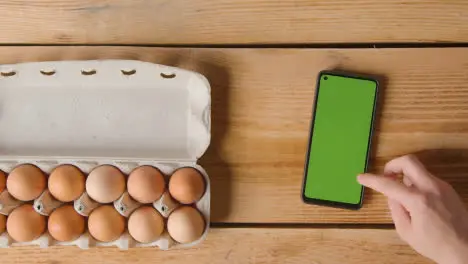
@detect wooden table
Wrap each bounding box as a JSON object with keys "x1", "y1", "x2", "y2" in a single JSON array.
[{"x1": 1, "y1": 1, "x2": 468, "y2": 263}]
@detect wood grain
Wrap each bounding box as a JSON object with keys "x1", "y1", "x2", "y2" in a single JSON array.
[
  {"x1": 0, "y1": 1, "x2": 467, "y2": 44},
  {"x1": 0, "y1": 228, "x2": 430, "y2": 264},
  {"x1": 1, "y1": 47, "x2": 468, "y2": 223}
]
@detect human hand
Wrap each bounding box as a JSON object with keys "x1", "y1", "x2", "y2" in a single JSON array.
[{"x1": 358, "y1": 155, "x2": 468, "y2": 264}]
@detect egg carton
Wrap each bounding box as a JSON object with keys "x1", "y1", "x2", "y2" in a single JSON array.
[{"x1": 0, "y1": 60, "x2": 211, "y2": 249}]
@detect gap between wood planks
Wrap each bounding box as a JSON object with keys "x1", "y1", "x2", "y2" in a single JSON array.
[
  {"x1": 210, "y1": 222, "x2": 394, "y2": 229},
  {"x1": 0, "y1": 42, "x2": 467, "y2": 48}
]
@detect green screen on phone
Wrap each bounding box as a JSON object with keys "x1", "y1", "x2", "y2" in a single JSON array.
[{"x1": 302, "y1": 72, "x2": 378, "y2": 208}]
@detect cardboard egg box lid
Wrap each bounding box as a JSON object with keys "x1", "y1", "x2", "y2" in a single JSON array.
[{"x1": 0, "y1": 60, "x2": 211, "y2": 162}]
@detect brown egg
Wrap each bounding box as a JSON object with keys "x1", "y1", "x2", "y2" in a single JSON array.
[
  {"x1": 86, "y1": 165, "x2": 125, "y2": 203},
  {"x1": 88, "y1": 205, "x2": 125, "y2": 242},
  {"x1": 128, "y1": 166, "x2": 165, "y2": 203},
  {"x1": 167, "y1": 206, "x2": 205, "y2": 243},
  {"x1": 48, "y1": 205, "x2": 85, "y2": 242},
  {"x1": 0, "y1": 214, "x2": 5, "y2": 234},
  {"x1": 7, "y1": 204, "x2": 46, "y2": 242},
  {"x1": 7, "y1": 164, "x2": 46, "y2": 201},
  {"x1": 0, "y1": 170, "x2": 6, "y2": 193},
  {"x1": 128, "y1": 206, "x2": 164, "y2": 243},
  {"x1": 169, "y1": 168, "x2": 205, "y2": 204},
  {"x1": 49, "y1": 165, "x2": 85, "y2": 202}
]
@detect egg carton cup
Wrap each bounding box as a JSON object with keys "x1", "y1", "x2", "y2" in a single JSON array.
[{"x1": 0, "y1": 60, "x2": 211, "y2": 250}]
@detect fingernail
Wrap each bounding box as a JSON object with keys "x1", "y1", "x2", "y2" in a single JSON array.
[{"x1": 357, "y1": 174, "x2": 364, "y2": 182}]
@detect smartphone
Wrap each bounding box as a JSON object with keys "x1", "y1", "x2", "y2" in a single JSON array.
[{"x1": 302, "y1": 71, "x2": 379, "y2": 210}]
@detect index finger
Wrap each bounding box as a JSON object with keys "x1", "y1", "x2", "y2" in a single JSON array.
[{"x1": 358, "y1": 173, "x2": 417, "y2": 208}]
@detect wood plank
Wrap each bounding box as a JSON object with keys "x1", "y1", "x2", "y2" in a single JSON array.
[
  {"x1": 0, "y1": 228, "x2": 430, "y2": 264},
  {"x1": 1, "y1": 47, "x2": 468, "y2": 224},
  {"x1": 0, "y1": 1, "x2": 467, "y2": 44}
]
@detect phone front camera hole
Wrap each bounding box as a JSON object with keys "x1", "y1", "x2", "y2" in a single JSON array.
[{"x1": 324, "y1": 76, "x2": 328, "y2": 80}]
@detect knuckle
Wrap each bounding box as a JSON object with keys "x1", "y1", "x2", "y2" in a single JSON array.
[
  {"x1": 427, "y1": 177, "x2": 451, "y2": 196},
  {"x1": 431, "y1": 180, "x2": 448, "y2": 196},
  {"x1": 437, "y1": 180, "x2": 456, "y2": 195},
  {"x1": 402, "y1": 154, "x2": 419, "y2": 163},
  {"x1": 431, "y1": 184, "x2": 443, "y2": 196},
  {"x1": 437, "y1": 179, "x2": 452, "y2": 190}
]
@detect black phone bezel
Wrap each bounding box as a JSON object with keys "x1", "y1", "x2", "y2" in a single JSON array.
[{"x1": 301, "y1": 70, "x2": 380, "y2": 210}]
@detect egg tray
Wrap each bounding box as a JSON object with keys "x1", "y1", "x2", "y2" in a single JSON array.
[
  {"x1": 0, "y1": 160, "x2": 210, "y2": 250},
  {"x1": 0, "y1": 60, "x2": 212, "y2": 250}
]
